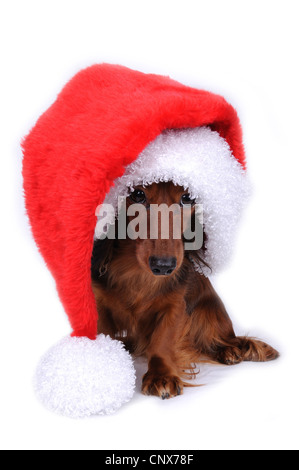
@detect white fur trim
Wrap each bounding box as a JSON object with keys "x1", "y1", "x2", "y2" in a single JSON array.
[
  {"x1": 34, "y1": 335, "x2": 136, "y2": 418},
  {"x1": 95, "y1": 127, "x2": 250, "y2": 276}
]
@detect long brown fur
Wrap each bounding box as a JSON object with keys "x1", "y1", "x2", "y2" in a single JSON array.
[{"x1": 91, "y1": 182, "x2": 279, "y2": 399}]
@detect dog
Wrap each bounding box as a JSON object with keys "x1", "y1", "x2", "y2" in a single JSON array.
[{"x1": 91, "y1": 182, "x2": 279, "y2": 399}]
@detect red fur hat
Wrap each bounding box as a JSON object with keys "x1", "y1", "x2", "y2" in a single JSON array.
[
  {"x1": 23, "y1": 64, "x2": 249, "y2": 417},
  {"x1": 22, "y1": 63, "x2": 245, "y2": 340}
]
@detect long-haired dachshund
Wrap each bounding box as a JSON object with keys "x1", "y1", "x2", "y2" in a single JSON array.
[{"x1": 92, "y1": 182, "x2": 278, "y2": 399}]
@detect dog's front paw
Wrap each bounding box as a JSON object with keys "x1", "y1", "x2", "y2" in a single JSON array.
[
  {"x1": 142, "y1": 372, "x2": 183, "y2": 399},
  {"x1": 215, "y1": 345, "x2": 243, "y2": 365},
  {"x1": 214, "y1": 337, "x2": 280, "y2": 365}
]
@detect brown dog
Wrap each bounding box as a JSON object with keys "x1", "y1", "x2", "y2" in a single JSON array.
[{"x1": 91, "y1": 182, "x2": 278, "y2": 399}]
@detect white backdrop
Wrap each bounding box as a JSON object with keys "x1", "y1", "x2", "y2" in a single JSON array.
[{"x1": 1, "y1": 0, "x2": 299, "y2": 450}]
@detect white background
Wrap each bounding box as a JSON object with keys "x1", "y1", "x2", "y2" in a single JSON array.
[{"x1": 1, "y1": 0, "x2": 299, "y2": 451}]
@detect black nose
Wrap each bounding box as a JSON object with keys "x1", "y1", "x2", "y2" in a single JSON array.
[{"x1": 149, "y1": 256, "x2": 177, "y2": 276}]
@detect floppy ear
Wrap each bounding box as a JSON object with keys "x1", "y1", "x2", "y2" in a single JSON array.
[
  {"x1": 91, "y1": 237, "x2": 115, "y2": 280},
  {"x1": 183, "y1": 212, "x2": 211, "y2": 274}
]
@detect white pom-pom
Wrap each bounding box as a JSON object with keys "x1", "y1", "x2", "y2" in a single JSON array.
[{"x1": 34, "y1": 335, "x2": 136, "y2": 418}]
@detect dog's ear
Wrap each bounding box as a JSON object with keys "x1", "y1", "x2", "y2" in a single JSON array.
[
  {"x1": 183, "y1": 212, "x2": 211, "y2": 273},
  {"x1": 183, "y1": 210, "x2": 207, "y2": 249},
  {"x1": 91, "y1": 237, "x2": 115, "y2": 280}
]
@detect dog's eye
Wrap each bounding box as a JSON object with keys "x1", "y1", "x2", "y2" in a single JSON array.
[
  {"x1": 130, "y1": 189, "x2": 146, "y2": 204},
  {"x1": 180, "y1": 193, "x2": 195, "y2": 206}
]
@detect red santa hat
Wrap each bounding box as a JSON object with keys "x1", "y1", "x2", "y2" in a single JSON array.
[{"x1": 22, "y1": 64, "x2": 249, "y2": 417}]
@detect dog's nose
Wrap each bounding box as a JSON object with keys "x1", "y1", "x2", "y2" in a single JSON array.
[{"x1": 149, "y1": 256, "x2": 177, "y2": 276}]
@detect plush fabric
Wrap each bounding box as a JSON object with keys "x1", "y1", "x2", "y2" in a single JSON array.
[
  {"x1": 34, "y1": 335, "x2": 136, "y2": 418},
  {"x1": 22, "y1": 63, "x2": 246, "y2": 340}
]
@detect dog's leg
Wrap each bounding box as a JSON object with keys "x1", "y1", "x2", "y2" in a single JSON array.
[
  {"x1": 141, "y1": 299, "x2": 187, "y2": 399},
  {"x1": 190, "y1": 275, "x2": 279, "y2": 365},
  {"x1": 142, "y1": 356, "x2": 184, "y2": 399}
]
